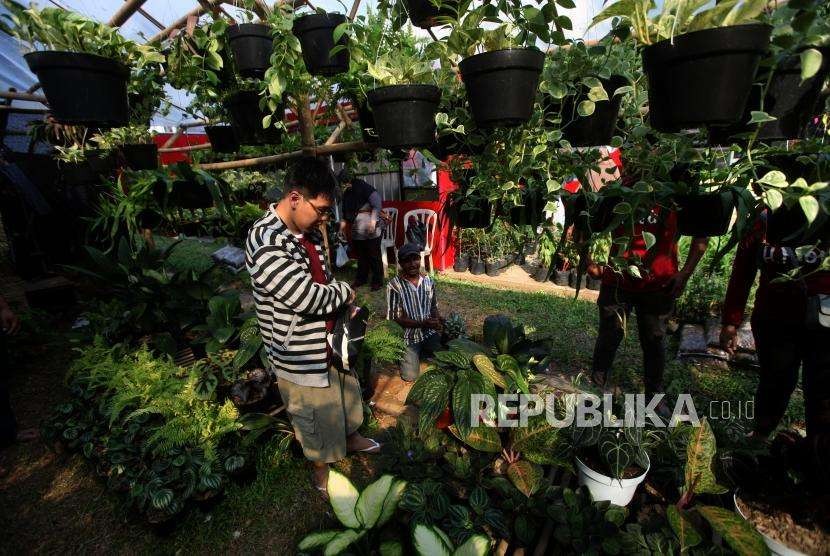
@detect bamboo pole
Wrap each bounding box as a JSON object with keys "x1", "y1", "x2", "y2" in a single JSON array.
[
  {"x1": 158, "y1": 142, "x2": 212, "y2": 153},
  {"x1": 348, "y1": 0, "x2": 362, "y2": 20},
  {"x1": 108, "y1": 0, "x2": 149, "y2": 27},
  {"x1": 0, "y1": 90, "x2": 48, "y2": 104},
  {"x1": 0, "y1": 106, "x2": 48, "y2": 115},
  {"x1": 194, "y1": 140, "x2": 374, "y2": 171},
  {"x1": 162, "y1": 128, "x2": 184, "y2": 149},
  {"x1": 147, "y1": 5, "x2": 206, "y2": 43}
]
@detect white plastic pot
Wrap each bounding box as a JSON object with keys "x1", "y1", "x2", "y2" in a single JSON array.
[
  {"x1": 575, "y1": 454, "x2": 649, "y2": 506},
  {"x1": 733, "y1": 491, "x2": 806, "y2": 556}
]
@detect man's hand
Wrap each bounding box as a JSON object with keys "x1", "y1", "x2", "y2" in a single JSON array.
[
  {"x1": 664, "y1": 270, "x2": 691, "y2": 297},
  {"x1": 347, "y1": 289, "x2": 357, "y2": 305},
  {"x1": 367, "y1": 219, "x2": 377, "y2": 235},
  {"x1": 0, "y1": 306, "x2": 20, "y2": 336},
  {"x1": 720, "y1": 324, "x2": 738, "y2": 355}
]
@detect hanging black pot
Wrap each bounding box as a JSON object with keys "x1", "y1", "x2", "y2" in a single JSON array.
[
  {"x1": 367, "y1": 84, "x2": 441, "y2": 150},
  {"x1": 61, "y1": 151, "x2": 114, "y2": 185},
  {"x1": 469, "y1": 258, "x2": 486, "y2": 275},
  {"x1": 767, "y1": 204, "x2": 830, "y2": 246},
  {"x1": 545, "y1": 75, "x2": 629, "y2": 146},
  {"x1": 568, "y1": 194, "x2": 621, "y2": 233},
  {"x1": 403, "y1": 0, "x2": 456, "y2": 28},
  {"x1": 708, "y1": 48, "x2": 830, "y2": 144},
  {"x1": 25, "y1": 51, "x2": 129, "y2": 126},
  {"x1": 508, "y1": 188, "x2": 545, "y2": 228},
  {"x1": 224, "y1": 90, "x2": 283, "y2": 145},
  {"x1": 452, "y1": 196, "x2": 491, "y2": 228},
  {"x1": 459, "y1": 48, "x2": 545, "y2": 128},
  {"x1": 120, "y1": 143, "x2": 158, "y2": 170},
  {"x1": 205, "y1": 125, "x2": 240, "y2": 153},
  {"x1": 675, "y1": 192, "x2": 735, "y2": 237},
  {"x1": 354, "y1": 101, "x2": 379, "y2": 144},
  {"x1": 168, "y1": 180, "x2": 214, "y2": 209},
  {"x1": 227, "y1": 23, "x2": 274, "y2": 78},
  {"x1": 642, "y1": 24, "x2": 772, "y2": 132},
  {"x1": 293, "y1": 13, "x2": 350, "y2": 77},
  {"x1": 453, "y1": 254, "x2": 469, "y2": 272},
  {"x1": 552, "y1": 269, "x2": 570, "y2": 286}
]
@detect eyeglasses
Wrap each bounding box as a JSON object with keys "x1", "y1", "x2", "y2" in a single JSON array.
[{"x1": 299, "y1": 194, "x2": 334, "y2": 221}]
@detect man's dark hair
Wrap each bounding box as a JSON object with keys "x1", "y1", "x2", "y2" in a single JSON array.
[{"x1": 283, "y1": 157, "x2": 338, "y2": 200}]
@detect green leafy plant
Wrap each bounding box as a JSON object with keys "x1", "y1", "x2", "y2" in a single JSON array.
[
  {"x1": 297, "y1": 469, "x2": 407, "y2": 555},
  {"x1": 92, "y1": 126, "x2": 154, "y2": 150},
  {"x1": 547, "y1": 486, "x2": 629, "y2": 554},
  {"x1": 412, "y1": 523, "x2": 490, "y2": 556}
]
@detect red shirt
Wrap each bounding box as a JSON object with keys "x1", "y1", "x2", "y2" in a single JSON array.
[
  {"x1": 602, "y1": 207, "x2": 680, "y2": 292},
  {"x1": 722, "y1": 216, "x2": 830, "y2": 326},
  {"x1": 297, "y1": 235, "x2": 335, "y2": 358}
]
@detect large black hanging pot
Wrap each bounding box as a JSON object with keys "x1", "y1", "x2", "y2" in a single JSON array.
[
  {"x1": 452, "y1": 196, "x2": 492, "y2": 228},
  {"x1": 120, "y1": 143, "x2": 158, "y2": 170},
  {"x1": 508, "y1": 188, "x2": 545, "y2": 228},
  {"x1": 367, "y1": 84, "x2": 441, "y2": 150},
  {"x1": 25, "y1": 51, "x2": 129, "y2": 126},
  {"x1": 354, "y1": 101, "x2": 379, "y2": 144},
  {"x1": 227, "y1": 23, "x2": 274, "y2": 79},
  {"x1": 403, "y1": 0, "x2": 457, "y2": 29},
  {"x1": 459, "y1": 48, "x2": 545, "y2": 128},
  {"x1": 546, "y1": 75, "x2": 629, "y2": 147},
  {"x1": 708, "y1": 47, "x2": 830, "y2": 144},
  {"x1": 642, "y1": 24, "x2": 772, "y2": 132},
  {"x1": 675, "y1": 192, "x2": 735, "y2": 237},
  {"x1": 205, "y1": 125, "x2": 240, "y2": 153},
  {"x1": 292, "y1": 13, "x2": 350, "y2": 77},
  {"x1": 224, "y1": 90, "x2": 283, "y2": 145}
]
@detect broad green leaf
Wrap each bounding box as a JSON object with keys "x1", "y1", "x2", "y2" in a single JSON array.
[
  {"x1": 748, "y1": 111, "x2": 776, "y2": 124},
  {"x1": 613, "y1": 202, "x2": 632, "y2": 214},
  {"x1": 449, "y1": 424, "x2": 502, "y2": 452},
  {"x1": 799, "y1": 195, "x2": 819, "y2": 224},
  {"x1": 377, "y1": 479, "x2": 407, "y2": 527},
  {"x1": 510, "y1": 417, "x2": 570, "y2": 466},
  {"x1": 327, "y1": 469, "x2": 361, "y2": 529},
  {"x1": 506, "y1": 460, "x2": 543, "y2": 497},
  {"x1": 577, "y1": 100, "x2": 595, "y2": 116},
  {"x1": 380, "y1": 540, "x2": 404, "y2": 556},
  {"x1": 454, "y1": 534, "x2": 491, "y2": 556},
  {"x1": 332, "y1": 21, "x2": 349, "y2": 43},
  {"x1": 298, "y1": 530, "x2": 340, "y2": 551},
  {"x1": 588, "y1": 85, "x2": 609, "y2": 102},
  {"x1": 697, "y1": 506, "x2": 769, "y2": 556},
  {"x1": 628, "y1": 265, "x2": 642, "y2": 279},
  {"x1": 800, "y1": 48, "x2": 823, "y2": 83},
  {"x1": 413, "y1": 524, "x2": 453, "y2": 556},
  {"x1": 355, "y1": 475, "x2": 393, "y2": 529},
  {"x1": 684, "y1": 418, "x2": 727, "y2": 496},
  {"x1": 547, "y1": 179, "x2": 562, "y2": 192},
  {"x1": 261, "y1": 114, "x2": 272, "y2": 129},
  {"x1": 763, "y1": 189, "x2": 784, "y2": 211},
  {"x1": 757, "y1": 170, "x2": 788, "y2": 188},
  {"x1": 667, "y1": 505, "x2": 702, "y2": 551},
  {"x1": 324, "y1": 529, "x2": 364, "y2": 556},
  {"x1": 549, "y1": 82, "x2": 567, "y2": 99},
  {"x1": 642, "y1": 231, "x2": 656, "y2": 250}
]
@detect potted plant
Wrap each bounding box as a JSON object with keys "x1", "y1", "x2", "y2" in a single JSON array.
[
  {"x1": 292, "y1": 9, "x2": 350, "y2": 76},
  {"x1": 55, "y1": 145, "x2": 114, "y2": 186},
  {"x1": 366, "y1": 40, "x2": 442, "y2": 149},
  {"x1": 223, "y1": 82, "x2": 284, "y2": 146},
  {"x1": 93, "y1": 126, "x2": 158, "y2": 170},
  {"x1": 400, "y1": 0, "x2": 458, "y2": 29},
  {"x1": 592, "y1": 0, "x2": 772, "y2": 132},
  {"x1": 225, "y1": 4, "x2": 274, "y2": 79},
  {"x1": 205, "y1": 124, "x2": 240, "y2": 154},
  {"x1": 432, "y1": 2, "x2": 560, "y2": 128},
  {"x1": 1, "y1": 4, "x2": 164, "y2": 126},
  {"x1": 542, "y1": 36, "x2": 637, "y2": 147}
]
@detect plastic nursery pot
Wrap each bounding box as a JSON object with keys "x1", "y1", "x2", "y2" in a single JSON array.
[
  {"x1": 354, "y1": 102, "x2": 379, "y2": 144},
  {"x1": 469, "y1": 258, "x2": 486, "y2": 275},
  {"x1": 25, "y1": 51, "x2": 129, "y2": 126},
  {"x1": 205, "y1": 125, "x2": 240, "y2": 153},
  {"x1": 586, "y1": 276, "x2": 603, "y2": 291},
  {"x1": 120, "y1": 143, "x2": 158, "y2": 170},
  {"x1": 403, "y1": 0, "x2": 456, "y2": 28},
  {"x1": 452, "y1": 197, "x2": 492, "y2": 229},
  {"x1": 553, "y1": 269, "x2": 570, "y2": 286},
  {"x1": 367, "y1": 85, "x2": 441, "y2": 150},
  {"x1": 453, "y1": 254, "x2": 469, "y2": 272},
  {"x1": 576, "y1": 454, "x2": 650, "y2": 506},
  {"x1": 485, "y1": 259, "x2": 504, "y2": 276},
  {"x1": 227, "y1": 23, "x2": 274, "y2": 79},
  {"x1": 224, "y1": 90, "x2": 283, "y2": 145},
  {"x1": 709, "y1": 48, "x2": 830, "y2": 144},
  {"x1": 675, "y1": 192, "x2": 735, "y2": 237},
  {"x1": 293, "y1": 13, "x2": 350, "y2": 77},
  {"x1": 508, "y1": 188, "x2": 545, "y2": 228},
  {"x1": 545, "y1": 75, "x2": 629, "y2": 147},
  {"x1": 734, "y1": 491, "x2": 806, "y2": 556},
  {"x1": 459, "y1": 48, "x2": 545, "y2": 128},
  {"x1": 642, "y1": 24, "x2": 772, "y2": 132},
  {"x1": 568, "y1": 269, "x2": 587, "y2": 290}
]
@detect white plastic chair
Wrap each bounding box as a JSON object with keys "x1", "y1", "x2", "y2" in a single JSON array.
[
  {"x1": 380, "y1": 207, "x2": 398, "y2": 277},
  {"x1": 403, "y1": 208, "x2": 438, "y2": 272}
]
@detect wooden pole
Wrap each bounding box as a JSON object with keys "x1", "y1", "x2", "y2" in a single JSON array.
[
  {"x1": 193, "y1": 141, "x2": 374, "y2": 171},
  {"x1": 136, "y1": 7, "x2": 165, "y2": 30},
  {"x1": 158, "y1": 142, "x2": 212, "y2": 153},
  {"x1": 296, "y1": 93, "x2": 317, "y2": 148},
  {"x1": 0, "y1": 106, "x2": 48, "y2": 115},
  {"x1": 348, "y1": 0, "x2": 362, "y2": 20},
  {"x1": 108, "y1": 0, "x2": 149, "y2": 27},
  {"x1": 147, "y1": 5, "x2": 206, "y2": 43},
  {"x1": 162, "y1": 128, "x2": 184, "y2": 149},
  {"x1": 0, "y1": 90, "x2": 48, "y2": 104}
]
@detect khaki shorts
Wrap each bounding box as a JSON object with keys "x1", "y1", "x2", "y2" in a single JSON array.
[{"x1": 278, "y1": 366, "x2": 364, "y2": 463}]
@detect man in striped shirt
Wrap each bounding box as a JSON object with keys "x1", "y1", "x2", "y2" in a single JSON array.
[
  {"x1": 246, "y1": 158, "x2": 380, "y2": 498},
  {"x1": 387, "y1": 243, "x2": 444, "y2": 381}
]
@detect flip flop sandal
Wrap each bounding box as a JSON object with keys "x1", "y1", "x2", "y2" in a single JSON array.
[{"x1": 357, "y1": 438, "x2": 382, "y2": 454}]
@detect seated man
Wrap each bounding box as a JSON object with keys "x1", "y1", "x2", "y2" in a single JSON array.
[{"x1": 386, "y1": 243, "x2": 443, "y2": 381}]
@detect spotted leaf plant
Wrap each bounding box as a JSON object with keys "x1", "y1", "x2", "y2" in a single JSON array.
[{"x1": 297, "y1": 469, "x2": 407, "y2": 555}]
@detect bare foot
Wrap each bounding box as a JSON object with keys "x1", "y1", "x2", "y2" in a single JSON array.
[
  {"x1": 346, "y1": 433, "x2": 381, "y2": 454},
  {"x1": 312, "y1": 465, "x2": 329, "y2": 501}
]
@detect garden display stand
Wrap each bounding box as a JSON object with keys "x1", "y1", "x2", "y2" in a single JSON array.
[
  {"x1": 293, "y1": 13, "x2": 350, "y2": 77},
  {"x1": 227, "y1": 23, "x2": 274, "y2": 78},
  {"x1": 25, "y1": 51, "x2": 130, "y2": 126},
  {"x1": 642, "y1": 24, "x2": 772, "y2": 131},
  {"x1": 459, "y1": 48, "x2": 545, "y2": 128}
]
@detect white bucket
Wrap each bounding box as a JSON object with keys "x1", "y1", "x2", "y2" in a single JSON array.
[
  {"x1": 575, "y1": 454, "x2": 649, "y2": 506},
  {"x1": 733, "y1": 491, "x2": 807, "y2": 556}
]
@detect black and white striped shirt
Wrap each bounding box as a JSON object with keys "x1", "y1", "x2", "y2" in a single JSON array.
[
  {"x1": 386, "y1": 275, "x2": 438, "y2": 345},
  {"x1": 245, "y1": 206, "x2": 352, "y2": 387}
]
